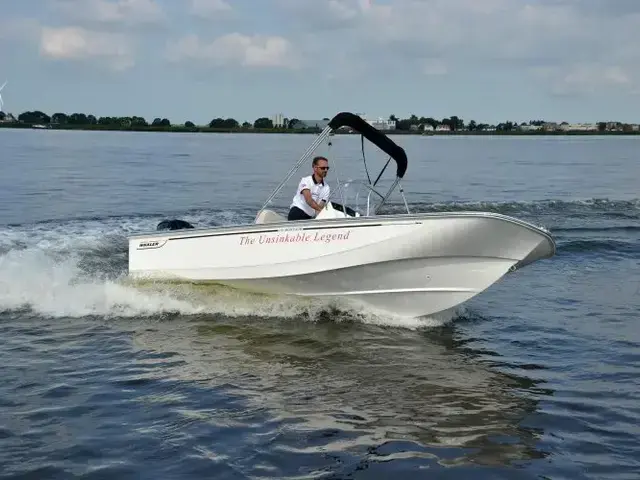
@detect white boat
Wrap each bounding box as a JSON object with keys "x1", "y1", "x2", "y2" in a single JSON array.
[{"x1": 127, "y1": 112, "x2": 555, "y2": 318}]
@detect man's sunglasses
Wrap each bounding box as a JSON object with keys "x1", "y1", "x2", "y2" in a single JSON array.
[{"x1": 316, "y1": 166, "x2": 329, "y2": 171}]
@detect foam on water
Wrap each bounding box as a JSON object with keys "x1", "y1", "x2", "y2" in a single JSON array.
[
  {"x1": 0, "y1": 211, "x2": 451, "y2": 329},
  {"x1": 4, "y1": 197, "x2": 635, "y2": 328}
]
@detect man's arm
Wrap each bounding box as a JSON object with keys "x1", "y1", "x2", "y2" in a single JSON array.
[
  {"x1": 301, "y1": 189, "x2": 325, "y2": 212},
  {"x1": 320, "y1": 187, "x2": 330, "y2": 206}
]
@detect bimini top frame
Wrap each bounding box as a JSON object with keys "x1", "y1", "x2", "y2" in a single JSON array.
[{"x1": 258, "y1": 111, "x2": 411, "y2": 217}]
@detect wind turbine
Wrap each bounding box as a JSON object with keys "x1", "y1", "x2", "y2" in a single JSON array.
[{"x1": 0, "y1": 81, "x2": 6, "y2": 112}]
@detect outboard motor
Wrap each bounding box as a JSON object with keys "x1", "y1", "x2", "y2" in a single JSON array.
[{"x1": 156, "y1": 219, "x2": 195, "y2": 231}]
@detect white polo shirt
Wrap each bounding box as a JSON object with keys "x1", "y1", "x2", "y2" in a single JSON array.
[{"x1": 290, "y1": 175, "x2": 330, "y2": 217}]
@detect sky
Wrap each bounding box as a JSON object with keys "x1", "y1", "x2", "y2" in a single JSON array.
[{"x1": 0, "y1": 0, "x2": 639, "y2": 125}]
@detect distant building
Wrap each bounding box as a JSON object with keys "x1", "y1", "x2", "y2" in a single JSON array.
[
  {"x1": 541, "y1": 122, "x2": 560, "y2": 131},
  {"x1": 559, "y1": 123, "x2": 598, "y2": 132},
  {"x1": 271, "y1": 113, "x2": 285, "y2": 128},
  {"x1": 366, "y1": 116, "x2": 396, "y2": 130},
  {"x1": 357, "y1": 113, "x2": 395, "y2": 130},
  {"x1": 290, "y1": 115, "x2": 397, "y2": 131}
]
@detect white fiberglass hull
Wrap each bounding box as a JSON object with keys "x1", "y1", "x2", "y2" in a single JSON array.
[{"x1": 127, "y1": 212, "x2": 555, "y2": 318}]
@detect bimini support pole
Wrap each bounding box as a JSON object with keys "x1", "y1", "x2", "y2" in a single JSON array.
[
  {"x1": 373, "y1": 176, "x2": 400, "y2": 215},
  {"x1": 398, "y1": 180, "x2": 411, "y2": 214},
  {"x1": 257, "y1": 126, "x2": 333, "y2": 213}
]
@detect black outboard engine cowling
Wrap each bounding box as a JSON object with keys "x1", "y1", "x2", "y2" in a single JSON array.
[{"x1": 157, "y1": 219, "x2": 195, "y2": 231}]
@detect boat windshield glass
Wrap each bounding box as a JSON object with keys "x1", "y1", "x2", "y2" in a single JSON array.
[{"x1": 329, "y1": 179, "x2": 384, "y2": 217}]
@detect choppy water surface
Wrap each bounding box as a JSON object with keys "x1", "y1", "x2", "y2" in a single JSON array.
[{"x1": 0, "y1": 129, "x2": 639, "y2": 479}]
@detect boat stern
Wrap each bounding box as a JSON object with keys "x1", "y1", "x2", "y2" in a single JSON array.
[{"x1": 127, "y1": 233, "x2": 173, "y2": 280}]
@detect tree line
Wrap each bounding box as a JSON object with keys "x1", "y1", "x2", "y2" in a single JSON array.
[
  {"x1": 0, "y1": 110, "x2": 518, "y2": 130},
  {"x1": 1, "y1": 110, "x2": 636, "y2": 134},
  {"x1": 389, "y1": 114, "x2": 536, "y2": 131},
  {"x1": 0, "y1": 110, "x2": 305, "y2": 130}
]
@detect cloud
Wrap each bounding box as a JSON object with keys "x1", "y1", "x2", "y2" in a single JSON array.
[
  {"x1": 275, "y1": 0, "x2": 365, "y2": 30},
  {"x1": 40, "y1": 26, "x2": 135, "y2": 71},
  {"x1": 4, "y1": 0, "x2": 639, "y2": 101},
  {"x1": 532, "y1": 64, "x2": 635, "y2": 96},
  {"x1": 189, "y1": 0, "x2": 232, "y2": 19},
  {"x1": 274, "y1": 0, "x2": 640, "y2": 93},
  {"x1": 166, "y1": 33, "x2": 299, "y2": 69},
  {"x1": 0, "y1": 17, "x2": 42, "y2": 43},
  {"x1": 423, "y1": 59, "x2": 447, "y2": 76},
  {"x1": 32, "y1": 0, "x2": 166, "y2": 72},
  {"x1": 553, "y1": 0, "x2": 640, "y2": 17},
  {"x1": 49, "y1": 0, "x2": 164, "y2": 26}
]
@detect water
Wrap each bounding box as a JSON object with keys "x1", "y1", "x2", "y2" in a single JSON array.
[{"x1": 0, "y1": 129, "x2": 639, "y2": 479}]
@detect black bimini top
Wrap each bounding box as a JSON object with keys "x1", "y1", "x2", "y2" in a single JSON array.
[{"x1": 327, "y1": 112, "x2": 408, "y2": 178}]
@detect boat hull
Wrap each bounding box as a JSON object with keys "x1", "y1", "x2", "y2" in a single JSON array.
[{"x1": 127, "y1": 212, "x2": 555, "y2": 318}]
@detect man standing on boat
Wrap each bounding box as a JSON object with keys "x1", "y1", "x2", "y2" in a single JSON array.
[{"x1": 287, "y1": 156, "x2": 331, "y2": 220}]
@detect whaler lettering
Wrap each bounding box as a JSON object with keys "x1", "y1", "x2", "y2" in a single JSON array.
[
  {"x1": 239, "y1": 230, "x2": 351, "y2": 245},
  {"x1": 139, "y1": 241, "x2": 159, "y2": 248}
]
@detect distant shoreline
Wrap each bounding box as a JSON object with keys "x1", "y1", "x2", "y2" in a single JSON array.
[{"x1": 1, "y1": 123, "x2": 639, "y2": 136}]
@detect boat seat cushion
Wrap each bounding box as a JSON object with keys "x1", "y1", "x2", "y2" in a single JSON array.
[{"x1": 255, "y1": 209, "x2": 286, "y2": 224}]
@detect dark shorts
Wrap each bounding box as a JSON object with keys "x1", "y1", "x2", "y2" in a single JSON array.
[{"x1": 287, "y1": 206, "x2": 313, "y2": 221}]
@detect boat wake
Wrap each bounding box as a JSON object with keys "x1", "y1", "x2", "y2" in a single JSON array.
[
  {"x1": 0, "y1": 211, "x2": 454, "y2": 328},
  {"x1": 1, "y1": 197, "x2": 635, "y2": 325}
]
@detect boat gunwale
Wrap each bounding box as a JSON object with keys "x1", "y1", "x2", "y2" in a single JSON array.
[{"x1": 128, "y1": 210, "x2": 556, "y2": 252}]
